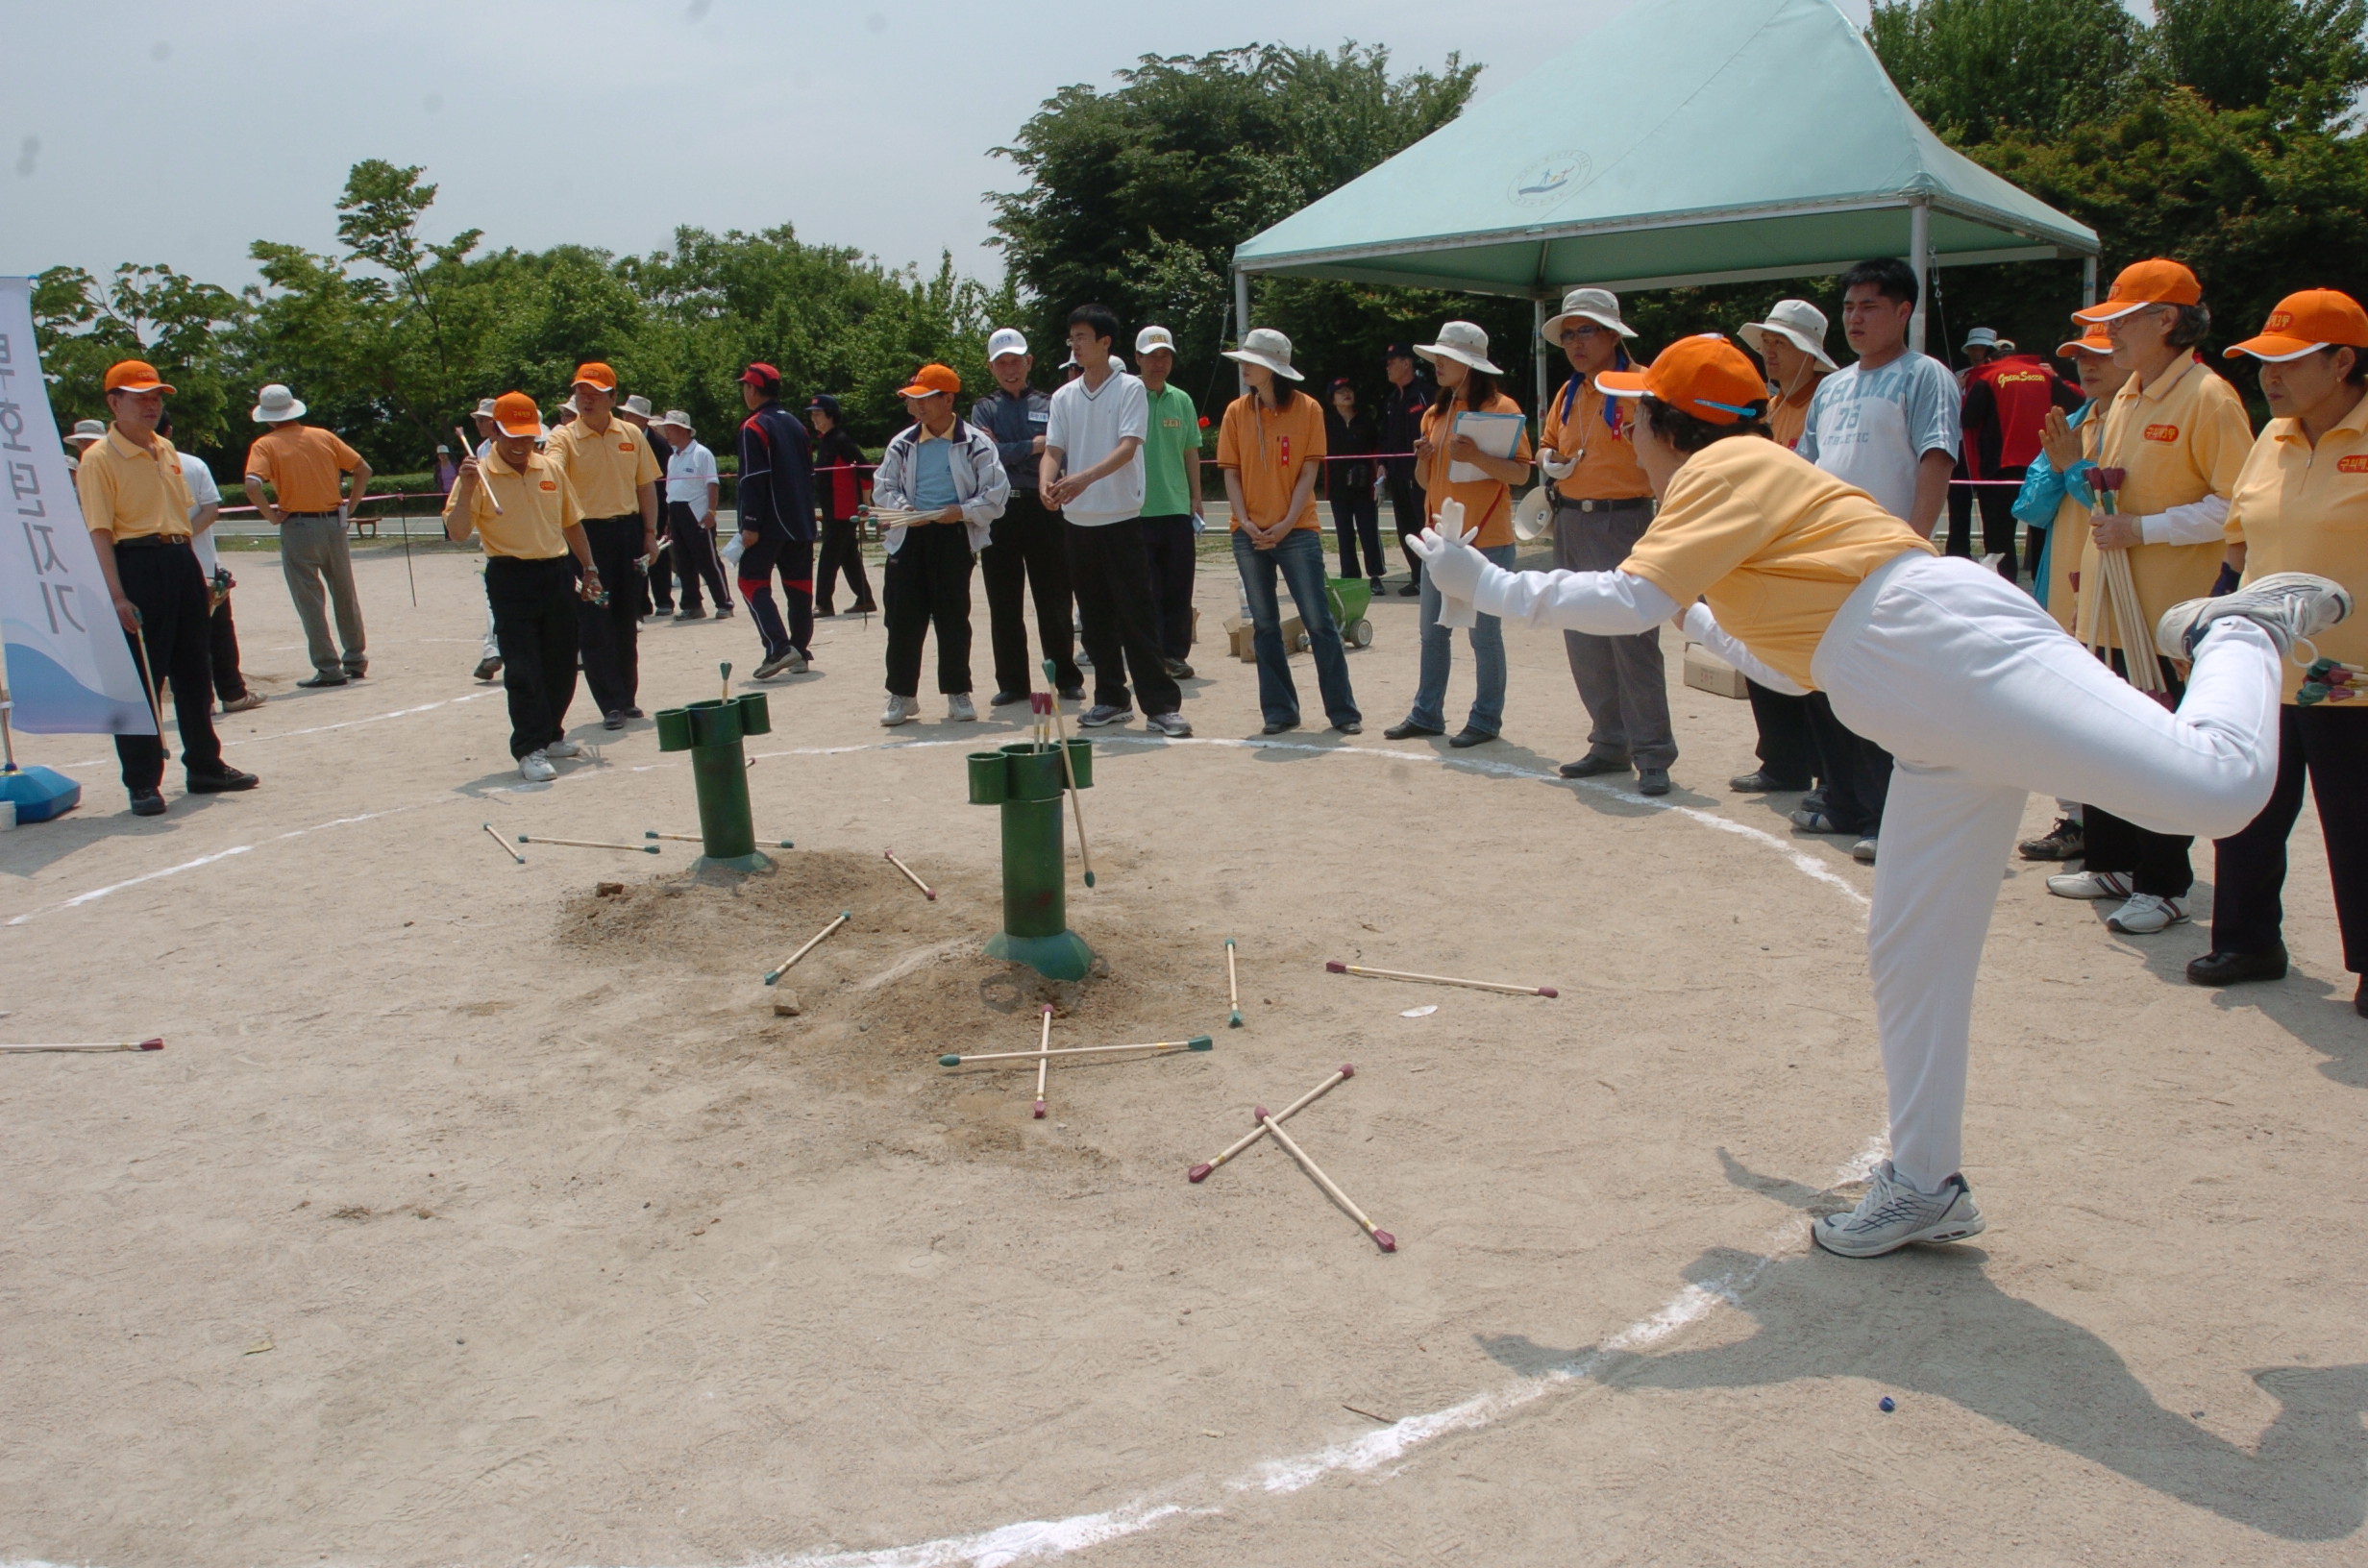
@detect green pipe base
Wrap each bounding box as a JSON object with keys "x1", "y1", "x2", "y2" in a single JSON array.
[
  {"x1": 985, "y1": 927, "x2": 1097, "y2": 983},
  {"x1": 691, "y1": 850, "x2": 776, "y2": 876}
]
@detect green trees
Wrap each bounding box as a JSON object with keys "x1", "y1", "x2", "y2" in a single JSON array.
[
  {"x1": 991, "y1": 43, "x2": 1479, "y2": 401},
  {"x1": 1866, "y1": 0, "x2": 2146, "y2": 143}
]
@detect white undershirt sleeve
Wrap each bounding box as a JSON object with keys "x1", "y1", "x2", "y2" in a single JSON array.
[
  {"x1": 2137, "y1": 493, "x2": 2231, "y2": 547},
  {"x1": 1470, "y1": 563, "x2": 1679, "y2": 634},
  {"x1": 1681, "y1": 601, "x2": 1808, "y2": 695}
]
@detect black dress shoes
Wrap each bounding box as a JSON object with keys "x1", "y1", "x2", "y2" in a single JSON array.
[
  {"x1": 1447, "y1": 727, "x2": 1495, "y2": 749},
  {"x1": 2184, "y1": 945, "x2": 2288, "y2": 987},
  {"x1": 1383, "y1": 720, "x2": 1443, "y2": 740}
]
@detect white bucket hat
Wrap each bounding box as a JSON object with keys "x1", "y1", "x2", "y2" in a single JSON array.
[
  {"x1": 474, "y1": 397, "x2": 499, "y2": 419},
  {"x1": 66, "y1": 418, "x2": 107, "y2": 447},
  {"x1": 1961, "y1": 326, "x2": 2000, "y2": 351},
  {"x1": 1737, "y1": 300, "x2": 1838, "y2": 372},
  {"x1": 986, "y1": 327, "x2": 1028, "y2": 361},
  {"x1": 1542, "y1": 286, "x2": 1636, "y2": 343},
  {"x1": 1416, "y1": 320, "x2": 1502, "y2": 375},
  {"x1": 651, "y1": 408, "x2": 695, "y2": 432},
  {"x1": 621, "y1": 394, "x2": 654, "y2": 419},
  {"x1": 1135, "y1": 324, "x2": 1176, "y2": 356},
  {"x1": 1222, "y1": 326, "x2": 1303, "y2": 380},
  {"x1": 251, "y1": 382, "x2": 307, "y2": 423}
]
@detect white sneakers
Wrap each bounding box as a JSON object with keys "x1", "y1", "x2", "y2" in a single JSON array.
[
  {"x1": 948, "y1": 693, "x2": 977, "y2": 723},
  {"x1": 518, "y1": 749, "x2": 557, "y2": 782},
  {"x1": 2046, "y1": 870, "x2": 2132, "y2": 901},
  {"x1": 2045, "y1": 870, "x2": 2186, "y2": 932},
  {"x1": 1813, "y1": 1160, "x2": 1986, "y2": 1258},
  {"x1": 544, "y1": 738, "x2": 585, "y2": 759},
  {"x1": 1146, "y1": 710, "x2": 1193, "y2": 738},
  {"x1": 2107, "y1": 893, "x2": 2189, "y2": 934},
  {"x1": 2157, "y1": 570, "x2": 2353, "y2": 661},
  {"x1": 880, "y1": 693, "x2": 921, "y2": 727}
]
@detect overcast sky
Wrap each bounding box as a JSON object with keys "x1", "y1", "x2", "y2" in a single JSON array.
[{"x1": 2, "y1": 0, "x2": 1881, "y2": 295}]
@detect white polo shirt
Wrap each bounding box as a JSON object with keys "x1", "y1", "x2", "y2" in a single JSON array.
[
  {"x1": 181, "y1": 450, "x2": 224, "y2": 576},
  {"x1": 663, "y1": 439, "x2": 718, "y2": 515},
  {"x1": 1046, "y1": 368, "x2": 1149, "y2": 526}
]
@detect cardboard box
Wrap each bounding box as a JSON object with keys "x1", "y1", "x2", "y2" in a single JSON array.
[
  {"x1": 1224, "y1": 614, "x2": 1304, "y2": 662},
  {"x1": 1682, "y1": 641, "x2": 1748, "y2": 699}
]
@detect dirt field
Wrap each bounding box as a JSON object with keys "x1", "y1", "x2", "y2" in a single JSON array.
[{"x1": 2, "y1": 541, "x2": 2363, "y2": 1568}]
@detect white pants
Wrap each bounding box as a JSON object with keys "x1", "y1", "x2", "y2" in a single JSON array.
[{"x1": 1789, "y1": 551, "x2": 2282, "y2": 1189}]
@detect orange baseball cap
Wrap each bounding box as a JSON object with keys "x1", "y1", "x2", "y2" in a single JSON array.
[
  {"x1": 492, "y1": 392, "x2": 542, "y2": 439},
  {"x1": 570, "y1": 361, "x2": 618, "y2": 391},
  {"x1": 898, "y1": 363, "x2": 962, "y2": 399},
  {"x1": 1594, "y1": 333, "x2": 1766, "y2": 424},
  {"x1": 103, "y1": 359, "x2": 175, "y2": 396},
  {"x1": 2072, "y1": 258, "x2": 2204, "y2": 324},
  {"x1": 2224, "y1": 288, "x2": 2368, "y2": 362},
  {"x1": 2057, "y1": 324, "x2": 2115, "y2": 359}
]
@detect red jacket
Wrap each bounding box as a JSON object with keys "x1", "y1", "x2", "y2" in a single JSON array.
[{"x1": 1962, "y1": 355, "x2": 2081, "y2": 477}]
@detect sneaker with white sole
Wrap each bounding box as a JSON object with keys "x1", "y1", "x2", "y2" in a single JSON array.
[
  {"x1": 1851, "y1": 836, "x2": 1877, "y2": 864},
  {"x1": 2157, "y1": 571, "x2": 2353, "y2": 662},
  {"x1": 1079, "y1": 703, "x2": 1133, "y2": 728},
  {"x1": 2107, "y1": 892, "x2": 2189, "y2": 934},
  {"x1": 2047, "y1": 869, "x2": 2134, "y2": 900},
  {"x1": 755, "y1": 649, "x2": 807, "y2": 679},
  {"x1": 1812, "y1": 1160, "x2": 1986, "y2": 1258},
  {"x1": 947, "y1": 693, "x2": 977, "y2": 722},
  {"x1": 518, "y1": 749, "x2": 557, "y2": 783},
  {"x1": 544, "y1": 738, "x2": 586, "y2": 759},
  {"x1": 880, "y1": 693, "x2": 921, "y2": 727},
  {"x1": 1146, "y1": 710, "x2": 1193, "y2": 738}
]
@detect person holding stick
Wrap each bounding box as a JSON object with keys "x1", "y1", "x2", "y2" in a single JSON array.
[
  {"x1": 2185, "y1": 289, "x2": 2368, "y2": 1011},
  {"x1": 2045, "y1": 259, "x2": 2254, "y2": 935},
  {"x1": 1410, "y1": 331, "x2": 2347, "y2": 1257},
  {"x1": 1216, "y1": 327, "x2": 1361, "y2": 735},
  {"x1": 543, "y1": 362, "x2": 662, "y2": 728},
  {"x1": 442, "y1": 392, "x2": 603, "y2": 783},
  {"x1": 1384, "y1": 321, "x2": 1532, "y2": 749},
  {"x1": 870, "y1": 363, "x2": 1006, "y2": 725},
  {"x1": 75, "y1": 361, "x2": 259, "y2": 815},
  {"x1": 972, "y1": 329, "x2": 1081, "y2": 705}
]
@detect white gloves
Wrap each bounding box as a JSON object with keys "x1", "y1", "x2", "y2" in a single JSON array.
[
  {"x1": 1407, "y1": 500, "x2": 1483, "y2": 628},
  {"x1": 1538, "y1": 447, "x2": 1576, "y2": 481}
]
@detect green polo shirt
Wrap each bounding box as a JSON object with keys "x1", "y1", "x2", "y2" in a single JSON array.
[{"x1": 1141, "y1": 382, "x2": 1199, "y2": 518}]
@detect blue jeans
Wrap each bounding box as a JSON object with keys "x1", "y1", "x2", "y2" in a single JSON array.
[
  {"x1": 1408, "y1": 542, "x2": 1517, "y2": 734},
  {"x1": 1232, "y1": 528, "x2": 1360, "y2": 728}
]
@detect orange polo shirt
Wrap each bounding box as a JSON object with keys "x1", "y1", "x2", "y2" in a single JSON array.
[
  {"x1": 243, "y1": 424, "x2": 362, "y2": 513},
  {"x1": 1539, "y1": 374, "x2": 1650, "y2": 502},
  {"x1": 1622, "y1": 434, "x2": 1935, "y2": 690},
  {"x1": 1419, "y1": 391, "x2": 1534, "y2": 548},
  {"x1": 76, "y1": 428, "x2": 195, "y2": 541},
  {"x1": 2075, "y1": 355, "x2": 2251, "y2": 651},
  {"x1": 1765, "y1": 376, "x2": 1824, "y2": 453},
  {"x1": 544, "y1": 415, "x2": 661, "y2": 520},
  {"x1": 441, "y1": 446, "x2": 581, "y2": 559},
  {"x1": 2226, "y1": 391, "x2": 2368, "y2": 700},
  {"x1": 1215, "y1": 392, "x2": 1326, "y2": 530}
]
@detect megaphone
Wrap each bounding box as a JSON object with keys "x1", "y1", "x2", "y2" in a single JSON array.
[{"x1": 1513, "y1": 487, "x2": 1552, "y2": 543}]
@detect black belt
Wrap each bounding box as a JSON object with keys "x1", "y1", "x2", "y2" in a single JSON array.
[
  {"x1": 111, "y1": 533, "x2": 189, "y2": 550},
  {"x1": 284, "y1": 510, "x2": 341, "y2": 519},
  {"x1": 1550, "y1": 494, "x2": 1654, "y2": 514}
]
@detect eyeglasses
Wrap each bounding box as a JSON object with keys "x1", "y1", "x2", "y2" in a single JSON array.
[{"x1": 1560, "y1": 325, "x2": 1608, "y2": 342}]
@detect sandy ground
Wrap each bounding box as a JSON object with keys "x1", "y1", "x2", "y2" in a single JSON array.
[{"x1": 2, "y1": 538, "x2": 2364, "y2": 1568}]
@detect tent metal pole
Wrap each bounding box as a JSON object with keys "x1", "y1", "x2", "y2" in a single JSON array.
[
  {"x1": 1533, "y1": 297, "x2": 1549, "y2": 430},
  {"x1": 2082, "y1": 254, "x2": 2098, "y2": 309},
  {"x1": 1908, "y1": 198, "x2": 1931, "y2": 355},
  {"x1": 1233, "y1": 267, "x2": 1252, "y2": 396}
]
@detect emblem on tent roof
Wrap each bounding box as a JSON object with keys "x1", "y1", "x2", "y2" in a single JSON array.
[{"x1": 1510, "y1": 149, "x2": 1593, "y2": 208}]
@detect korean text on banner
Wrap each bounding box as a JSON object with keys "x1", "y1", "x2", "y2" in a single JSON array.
[{"x1": 0, "y1": 277, "x2": 156, "y2": 736}]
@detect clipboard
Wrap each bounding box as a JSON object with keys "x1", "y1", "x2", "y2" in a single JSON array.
[{"x1": 1447, "y1": 410, "x2": 1525, "y2": 482}]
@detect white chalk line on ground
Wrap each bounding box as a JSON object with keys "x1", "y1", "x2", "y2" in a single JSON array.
[
  {"x1": 1, "y1": 728, "x2": 1885, "y2": 1564},
  {"x1": 745, "y1": 1137, "x2": 1890, "y2": 1568},
  {"x1": 43, "y1": 688, "x2": 502, "y2": 771},
  {"x1": 7, "y1": 732, "x2": 1868, "y2": 926}
]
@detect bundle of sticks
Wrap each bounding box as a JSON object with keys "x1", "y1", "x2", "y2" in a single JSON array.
[{"x1": 2088, "y1": 467, "x2": 2170, "y2": 698}]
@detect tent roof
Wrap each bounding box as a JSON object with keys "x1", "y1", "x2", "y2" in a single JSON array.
[{"x1": 1232, "y1": 0, "x2": 2096, "y2": 299}]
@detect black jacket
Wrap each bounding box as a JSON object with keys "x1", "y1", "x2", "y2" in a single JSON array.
[
  {"x1": 1378, "y1": 379, "x2": 1431, "y2": 483},
  {"x1": 970, "y1": 384, "x2": 1052, "y2": 495},
  {"x1": 1321, "y1": 406, "x2": 1380, "y2": 494},
  {"x1": 737, "y1": 400, "x2": 816, "y2": 542}
]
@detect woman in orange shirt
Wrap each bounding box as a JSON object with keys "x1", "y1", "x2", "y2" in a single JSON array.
[{"x1": 1384, "y1": 321, "x2": 1534, "y2": 747}]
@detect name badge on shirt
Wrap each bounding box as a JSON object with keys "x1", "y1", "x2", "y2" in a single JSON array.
[
  {"x1": 1029, "y1": 411, "x2": 1048, "y2": 424},
  {"x1": 2144, "y1": 424, "x2": 2180, "y2": 443},
  {"x1": 540, "y1": 479, "x2": 557, "y2": 491},
  {"x1": 1279, "y1": 435, "x2": 1292, "y2": 464},
  {"x1": 2340, "y1": 455, "x2": 2368, "y2": 474},
  {"x1": 618, "y1": 440, "x2": 633, "y2": 453}
]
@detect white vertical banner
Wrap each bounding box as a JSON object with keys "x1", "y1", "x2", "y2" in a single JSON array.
[{"x1": 0, "y1": 276, "x2": 155, "y2": 736}]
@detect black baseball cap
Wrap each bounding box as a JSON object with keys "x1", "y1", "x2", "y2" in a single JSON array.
[{"x1": 1383, "y1": 342, "x2": 1416, "y2": 361}]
